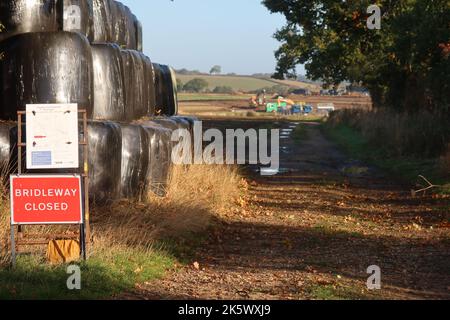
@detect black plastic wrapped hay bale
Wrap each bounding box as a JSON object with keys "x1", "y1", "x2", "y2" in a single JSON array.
[
  {"x1": 0, "y1": 122, "x2": 16, "y2": 170},
  {"x1": 0, "y1": 0, "x2": 60, "y2": 42},
  {"x1": 170, "y1": 117, "x2": 191, "y2": 131},
  {"x1": 168, "y1": 117, "x2": 193, "y2": 162},
  {"x1": 0, "y1": 32, "x2": 94, "y2": 121},
  {"x1": 140, "y1": 123, "x2": 172, "y2": 197},
  {"x1": 91, "y1": 43, "x2": 126, "y2": 121},
  {"x1": 172, "y1": 116, "x2": 199, "y2": 132},
  {"x1": 92, "y1": 0, "x2": 113, "y2": 43},
  {"x1": 150, "y1": 118, "x2": 179, "y2": 132},
  {"x1": 135, "y1": 18, "x2": 143, "y2": 52},
  {"x1": 151, "y1": 118, "x2": 190, "y2": 145},
  {"x1": 109, "y1": 1, "x2": 137, "y2": 49},
  {"x1": 140, "y1": 53, "x2": 156, "y2": 116},
  {"x1": 120, "y1": 50, "x2": 148, "y2": 121},
  {"x1": 166, "y1": 66, "x2": 179, "y2": 116},
  {"x1": 119, "y1": 124, "x2": 149, "y2": 199},
  {"x1": 87, "y1": 121, "x2": 122, "y2": 203},
  {"x1": 61, "y1": 0, "x2": 94, "y2": 41},
  {"x1": 153, "y1": 64, "x2": 178, "y2": 116},
  {"x1": 152, "y1": 63, "x2": 165, "y2": 114},
  {"x1": 122, "y1": 4, "x2": 137, "y2": 49}
]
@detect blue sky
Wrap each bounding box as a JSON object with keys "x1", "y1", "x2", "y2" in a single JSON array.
[{"x1": 120, "y1": 0, "x2": 300, "y2": 75}]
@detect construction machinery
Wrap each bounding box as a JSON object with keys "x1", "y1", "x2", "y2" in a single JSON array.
[
  {"x1": 265, "y1": 97, "x2": 314, "y2": 115},
  {"x1": 265, "y1": 97, "x2": 295, "y2": 113},
  {"x1": 292, "y1": 102, "x2": 314, "y2": 114},
  {"x1": 249, "y1": 90, "x2": 267, "y2": 107}
]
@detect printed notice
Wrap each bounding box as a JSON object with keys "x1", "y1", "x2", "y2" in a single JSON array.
[{"x1": 26, "y1": 104, "x2": 79, "y2": 169}]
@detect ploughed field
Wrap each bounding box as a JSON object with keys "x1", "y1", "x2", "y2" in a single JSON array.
[{"x1": 178, "y1": 95, "x2": 372, "y2": 116}]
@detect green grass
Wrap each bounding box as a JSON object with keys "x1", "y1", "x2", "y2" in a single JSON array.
[
  {"x1": 0, "y1": 247, "x2": 174, "y2": 299},
  {"x1": 324, "y1": 124, "x2": 449, "y2": 190},
  {"x1": 292, "y1": 124, "x2": 309, "y2": 142},
  {"x1": 307, "y1": 284, "x2": 371, "y2": 300}
]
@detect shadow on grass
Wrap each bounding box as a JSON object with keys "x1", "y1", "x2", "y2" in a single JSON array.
[{"x1": 0, "y1": 245, "x2": 174, "y2": 300}]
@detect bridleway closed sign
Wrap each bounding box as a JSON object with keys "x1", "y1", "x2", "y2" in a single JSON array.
[{"x1": 10, "y1": 175, "x2": 83, "y2": 225}]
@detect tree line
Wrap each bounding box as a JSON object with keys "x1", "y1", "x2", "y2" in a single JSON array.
[{"x1": 263, "y1": 0, "x2": 449, "y2": 114}]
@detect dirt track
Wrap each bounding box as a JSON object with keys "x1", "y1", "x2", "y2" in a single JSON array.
[{"x1": 126, "y1": 120, "x2": 449, "y2": 300}]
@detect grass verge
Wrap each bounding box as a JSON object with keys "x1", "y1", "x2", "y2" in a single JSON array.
[
  {"x1": 0, "y1": 164, "x2": 241, "y2": 299},
  {"x1": 324, "y1": 123, "x2": 450, "y2": 192}
]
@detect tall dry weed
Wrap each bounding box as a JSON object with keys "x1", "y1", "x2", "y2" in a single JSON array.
[
  {"x1": 91, "y1": 164, "x2": 241, "y2": 255},
  {"x1": 0, "y1": 163, "x2": 242, "y2": 261},
  {"x1": 328, "y1": 109, "x2": 450, "y2": 158},
  {"x1": 0, "y1": 161, "x2": 10, "y2": 265}
]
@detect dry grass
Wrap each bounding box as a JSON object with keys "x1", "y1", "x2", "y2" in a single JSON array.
[
  {"x1": 0, "y1": 162, "x2": 11, "y2": 265},
  {"x1": 90, "y1": 164, "x2": 241, "y2": 256},
  {"x1": 0, "y1": 163, "x2": 242, "y2": 298},
  {"x1": 0, "y1": 163, "x2": 242, "y2": 265}
]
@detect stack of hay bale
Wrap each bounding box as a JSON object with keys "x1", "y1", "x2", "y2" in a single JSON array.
[{"x1": 0, "y1": 0, "x2": 193, "y2": 203}]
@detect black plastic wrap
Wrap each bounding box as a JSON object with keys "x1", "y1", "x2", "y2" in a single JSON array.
[
  {"x1": 88, "y1": 121, "x2": 122, "y2": 203},
  {"x1": 121, "y1": 50, "x2": 148, "y2": 121},
  {"x1": 62, "y1": 0, "x2": 94, "y2": 41},
  {"x1": 153, "y1": 64, "x2": 178, "y2": 116},
  {"x1": 140, "y1": 54, "x2": 156, "y2": 116},
  {"x1": 153, "y1": 63, "x2": 165, "y2": 114},
  {"x1": 109, "y1": 1, "x2": 136, "y2": 49},
  {"x1": 92, "y1": 0, "x2": 113, "y2": 42},
  {"x1": 0, "y1": 32, "x2": 94, "y2": 121},
  {"x1": 170, "y1": 117, "x2": 191, "y2": 131},
  {"x1": 166, "y1": 65, "x2": 179, "y2": 116},
  {"x1": 140, "y1": 123, "x2": 172, "y2": 197},
  {"x1": 0, "y1": 0, "x2": 60, "y2": 42},
  {"x1": 135, "y1": 18, "x2": 143, "y2": 52},
  {"x1": 0, "y1": 123, "x2": 16, "y2": 169},
  {"x1": 119, "y1": 124, "x2": 149, "y2": 199},
  {"x1": 150, "y1": 118, "x2": 179, "y2": 132},
  {"x1": 91, "y1": 43, "x2": 126, "y2": 121},
  {"x1": 172, "y1": 116, "x2": 198, "y2": 132}
]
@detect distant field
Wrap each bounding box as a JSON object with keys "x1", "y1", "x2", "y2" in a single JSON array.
[
  {"x1": 271, "y1": 79, "x2": 319, "y2": 91},
  {"x1": 178, "y1": 93, "x2": 252, "y2": 101},
  {"x1": 176, "y1": 74, "x2": 318, "y2": 92},
  {"x1": 176, "y1": 74, "x2": 276, "y2": 92}
]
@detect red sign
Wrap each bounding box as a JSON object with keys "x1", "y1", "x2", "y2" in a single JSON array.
[{"x1": 10, "y1": 175, "x2": 83, "y2": 225}]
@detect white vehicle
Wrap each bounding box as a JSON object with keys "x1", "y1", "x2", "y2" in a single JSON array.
[{"x1": 317, "y1": 103, "x2": 335, "y2": 112}]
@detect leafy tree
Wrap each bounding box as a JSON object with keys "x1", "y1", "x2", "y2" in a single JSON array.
[
  {"x1": 271, "y1": 85, "x2": 290, "y2": 96},
  {"x1": 210, "y1": 65, "x2": 222, "y2": 75},
  {"x1": 263, "y1": 0, "x2": 450, "y2": 113},
  {"x1": 176, "y1": 79, "x2": 184, "y2": 92},
  {"x1": 183, "y1": 78, "x2": 209, "y2": 93}
]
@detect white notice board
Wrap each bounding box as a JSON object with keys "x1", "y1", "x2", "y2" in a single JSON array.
[{"x1": 26, "y1": 104, "x2": 79, "y2": 169}]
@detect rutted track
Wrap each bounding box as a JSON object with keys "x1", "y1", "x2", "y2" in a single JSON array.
[{"x1": 124, "y1": 119, "x2": 450, "y2": 300}]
